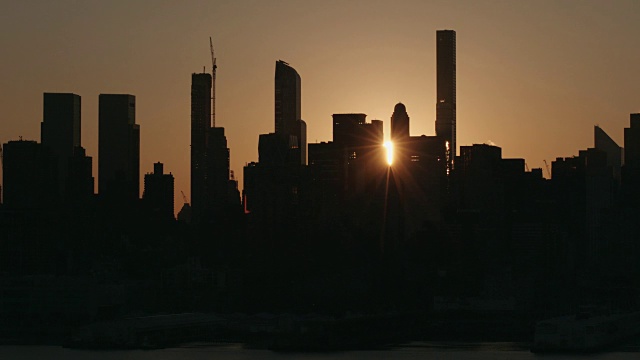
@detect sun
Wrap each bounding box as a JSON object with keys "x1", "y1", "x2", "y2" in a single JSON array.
[{"x1": 383, "y1": 141, "x2": 393, "y2": 165}]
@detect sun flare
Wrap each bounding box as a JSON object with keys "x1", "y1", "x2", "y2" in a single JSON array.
[{"x1": 384, "y1": 141, "x2": 393, "y2": 165}]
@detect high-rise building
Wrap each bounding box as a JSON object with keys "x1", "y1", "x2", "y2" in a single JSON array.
[
  {"x1": 143, "y1": 162, "x2": 175, "y2": 221},
  {"x1": 391, "y1": 103, "x2": 410, "y2": 165},
  {"x1": 275, "y1": 60, "x2": 306, "y2": 165},
  {"x1": 191, "y1": 72, "x2": 212, "y2": 220},
  {"x1": 435, "y1": 30, "x2": 456, "y2": 171},
  {"x1": 41, "y1": 93, "x2": 81, "y2": 198},
  {"x1": 190, "y1": 71, "x2": 234, "y2": 223},
  {"x1": 391, "y1": 103, "x2": 410, "y2": 142},
  {"x1": 98, "y1": 94, "x2": 139, "y2": 200}
]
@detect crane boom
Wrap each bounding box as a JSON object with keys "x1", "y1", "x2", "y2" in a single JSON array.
[
  {"x1": 210, "y1": 37, "x2": 217, "y2": 128},
  {"x1": 543, "y1": 160, "x2": 551, "y2": 178}
]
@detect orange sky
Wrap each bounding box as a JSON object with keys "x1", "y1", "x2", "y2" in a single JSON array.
[{"x1": 2, "y1": 0, "x2": 640, "y2": 215}]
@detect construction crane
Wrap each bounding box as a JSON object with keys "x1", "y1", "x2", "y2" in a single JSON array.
[
  {"x1": 210, "y1": 36, "x2": 217, "y2": 128},
  {"x1": 543, "y1": 160, "x2": 551, "y2": 178},
  {"x1": 181, "y1": 191, "x2": 189, "y2": 205}
]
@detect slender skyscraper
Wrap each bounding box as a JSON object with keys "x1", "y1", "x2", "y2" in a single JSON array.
[
  {"x1": 191, "y1": 66, "x2": 231, "y2": 223},
  {"x1": 275, "y1": 60, "x2": 306, "y2": 165},
  {"x1": 191, "y1": 72, "x2": 212, "y2": 220},
  {"x1": 435, "y1": 30, "x2": 456, "y2": 171},
  {"x1": 98, "y1": 94, "x2": 139, "y2": 200}
]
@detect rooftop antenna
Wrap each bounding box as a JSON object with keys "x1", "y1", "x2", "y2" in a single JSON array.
[{"x1": 210, "y1": 37, "x2": 217, "y2": 128}]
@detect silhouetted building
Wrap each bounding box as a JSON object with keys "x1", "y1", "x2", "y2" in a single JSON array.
[
  {"x1": 624, "y1": 114, "x2": 640, "y2": 167},
  {"x1": 243, "y1": 161, "x2": 306, "y2": 240},
  {"x1": 391, "y1": 103, "x2": 410, "y2": 165},
  {"x1": 435, "y1": 30, "x2": 456, "y2": 172},
  {"x1": 384, "y1": 103, "x2": 446, "y2": 235},
  {"x1": 2, "y1": 140, "x2": 55, "y2": 209},
  {"x1": 206, "y1": 127, "x2": 231, "y2": 215},
  {"x1": 41, "y1": 93, "x2": 81, "y2": 199},
  {"x1": 66, "y1": 146, "x2": 94, "y2": 205},
  {"x1": 258, "y1": 133, "x2": 288, "y2": 165},
  {"x1": 594, "y1": 125, "x2": 622, "y2": 182},
  {"x1": 391, "y1": 103, "x2": 410, "y2": 142},
  {"x1": 332, "y1": 113, "x2": 385, "y2": 195},
  {"x1": 177, "y1": 202, "x2": 192, "y2": 224},
  {"x1": 552, "y1": 147, "x2": 615, "y2": 273},
  {"x1": 456, "y1": 144, "x2": 504, "y2": 214},
  {"x1": 143, "y1": 162, "x2": 175, "y2": 221},
  {"x1": 308, "y1": 141, "x2": 340, "y2": 193},
  {"x1": 191, "y1": 73, "x2": 212, "y2": 221},
  {"x1": 190, "y1": 72, "x2": 235, "y2": 223},
  {"x1": 622, "y1": 114, "x2": 640, "y2": 206},
  {"x1": 242, "y1": 62, "x2": 310, "y2": 240},
  {"x1": 98, "y1": 94, "x2": 139, "y2": 200},
  {"x1": 275, "y1": 60, "x2": 306, "y2": 165}
]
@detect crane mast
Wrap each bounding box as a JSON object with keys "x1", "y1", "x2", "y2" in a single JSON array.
[{"x1": 210, "y1": 37, "x2": 217, "y2": 128}]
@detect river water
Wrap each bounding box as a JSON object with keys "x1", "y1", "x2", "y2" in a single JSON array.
[{"x1": 2, "y1": 342, "x2": 639, "y2": 360}]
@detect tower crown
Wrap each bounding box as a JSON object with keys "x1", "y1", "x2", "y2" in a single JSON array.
[{"x1": 394, "y1": 102, "x2": 406, "y2": 113}]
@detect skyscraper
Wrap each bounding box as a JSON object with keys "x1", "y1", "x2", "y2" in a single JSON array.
[
  {"x1": 391, "y1": 103, "x2": 410, "y2": 166},
  {"x1": 98, "y1": 94, "x2": 139, "y2": 200},
  {"x1": 391, "y1": 103, "x2": 410, "y2": 143},
  {"x1": 275, "y1": 60, "x2": 306, "y2": 165},
  {"x1": 190, "y1": 71, "x2": 233, "y2": 223},
  {"x1": 435, "y1": 30, "x2": 456, "y2": 171},
  {"x1": 191, "y1": 72, "x2": 212, "y2": 220},
  {"x1": 41, "y1": 93, "x2": 81, "y2": 198}
]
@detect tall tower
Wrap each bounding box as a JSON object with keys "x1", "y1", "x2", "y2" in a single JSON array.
[
  {"x1": 391, "y1": 102, "x2": 410, "y2": 166},
  {"x1": 41, "y1": 93, "x2": 81, "y2": 197},
  {"x1": 98, "y1": 94, "x2": 139, "y2": 200},
  {"x1": 435, "y1": 30, "x2": 456, "y2": 171},
  {"x1": 391, "y1": 102, "x2": 410, "y2": 143},
  {"x1": 275, "y1": 60, "x2": 306, "y2": 165},
  {"x1": 191, "y1": 72, "x2": 212, "y2": 219}
]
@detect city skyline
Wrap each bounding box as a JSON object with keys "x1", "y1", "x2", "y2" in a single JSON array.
[{"x1": 2, "y1": 0, "x2": 640, "y2": 214}]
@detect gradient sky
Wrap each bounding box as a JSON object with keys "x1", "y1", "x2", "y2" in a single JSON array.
[{"x1": 2, "y1": 0, "x2": 640, "y2": 214}]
